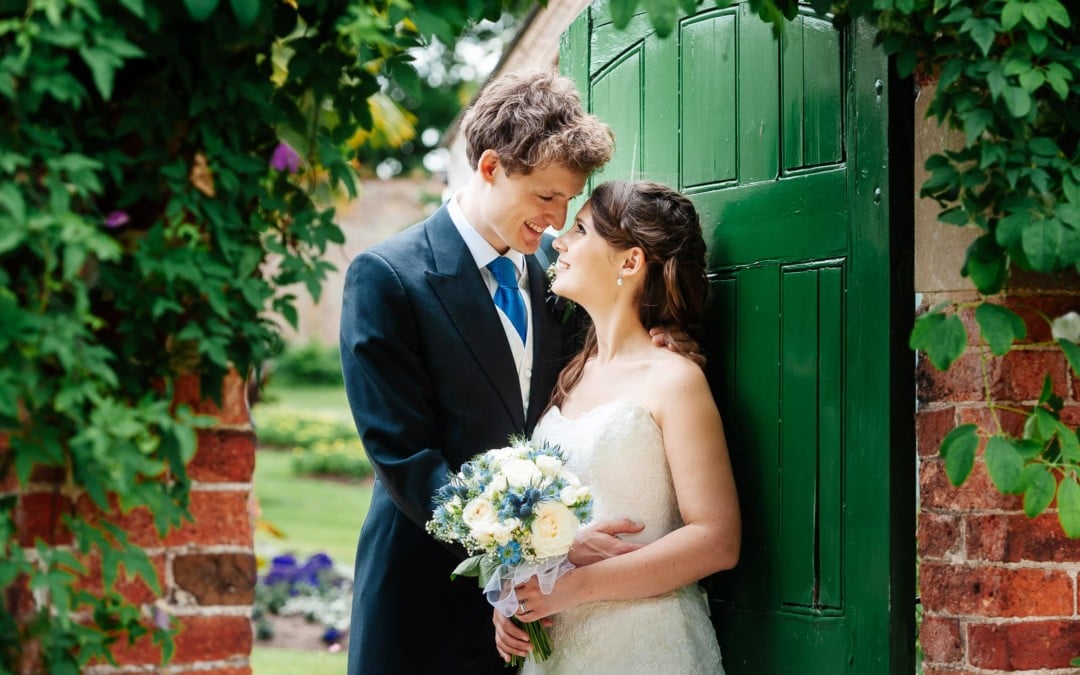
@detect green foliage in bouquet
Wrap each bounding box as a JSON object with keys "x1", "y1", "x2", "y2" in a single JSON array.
[{"x1": 0, "y1": 0, "x2": 519, "y2": 669}]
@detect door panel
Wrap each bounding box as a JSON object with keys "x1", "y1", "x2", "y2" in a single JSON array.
[{"x1": 565, "y1": 2, "x2": 911, "y2": 673}]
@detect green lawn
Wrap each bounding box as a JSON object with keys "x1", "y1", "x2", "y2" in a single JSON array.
[
  {"x1": 257, "y1": 383, "x2": 352, "y2": 419},
  {"x1": 254, "y1": 449, "x2": 371, "y2": 569},
  {"x1": 251, "y1": 647, "x2": 348, "y2": 674}
]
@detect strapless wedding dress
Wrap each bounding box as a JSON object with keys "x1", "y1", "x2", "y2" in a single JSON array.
[{"x1": 521, "y1": 399, "x2": 725, "y2": 675}]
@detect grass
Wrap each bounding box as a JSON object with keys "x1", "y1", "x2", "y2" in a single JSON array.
[
  {"x1": 257, "y1": 383, "x2": 352, "y2": 420},
  {"x1": 254, "y1": 449, "x2": 371, "y2": 569},
  {"x1": 251, "y1": 647, "x2": 348, "y2": 674}
]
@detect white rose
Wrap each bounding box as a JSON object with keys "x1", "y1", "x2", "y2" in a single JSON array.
[
  {"x1": 559, "y1": 485, "x2": 590, "y2": 506},
  {"x1": 530, "y1": 501, "x2": 579, "y2": 558},
  {"x1": 491, "y1": 522, "x2": 516, "y2": 546},
  {"x1": 501, "y1": 458, "x2": 542, "y2": 488},
  {"x1": 462, "y1": 497, "x2": 497, "y2": 530},
  {"x1": 487, "y1": 447, "x2": 517, "y2": 463},
  {"x1": 534, "y1": 455, "x2": 562, "y2": 478},
  {"x1": 1052, "y1": 311, "x2": 1080, "y2": 343}
]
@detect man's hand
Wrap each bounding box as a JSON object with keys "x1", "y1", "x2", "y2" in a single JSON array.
[
  {"x1": 649, "y1": 326, "x2": 705, "y2": 368},
  {"x1": 568, "y1": 518, "x2": 645, "y2": 567}
]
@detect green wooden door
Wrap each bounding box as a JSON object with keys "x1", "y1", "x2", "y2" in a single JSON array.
[{"x1": 563, "y1": 3, "x2": 913, "y2": 673}]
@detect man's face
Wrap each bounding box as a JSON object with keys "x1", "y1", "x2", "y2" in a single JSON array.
[{"x1": 473, "y1": 154, "x2": 587, "y2": 255}]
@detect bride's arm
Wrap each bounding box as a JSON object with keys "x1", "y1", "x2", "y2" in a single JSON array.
[{"x1": 514, "y1": 361, "x2": 741, "y2": 619}]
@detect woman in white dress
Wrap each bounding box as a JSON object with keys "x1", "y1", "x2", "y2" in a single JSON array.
[{"x1": 493, "y1": 180, "x2": 741, "y2": 674}]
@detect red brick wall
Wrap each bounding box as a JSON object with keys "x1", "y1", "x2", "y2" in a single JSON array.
[
  {"x1": 3, "y1": 372, "x2": 256, "y2": 674},
  {"x1": 918, "y1": 290, "x2": 1080, "y2": 674}
]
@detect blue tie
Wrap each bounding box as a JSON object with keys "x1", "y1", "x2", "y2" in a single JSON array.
[{"x1": 487, "y1": 256, "x2": 527, "y2": 345}]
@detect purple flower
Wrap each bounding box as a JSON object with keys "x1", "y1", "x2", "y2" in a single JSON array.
[
  {"x1": 152, "y1": 605, "x2": 171, "y2": 631},
  {"x1": 270, "y1": 142, "x2": 302, "y2": 173},
  {"x1": 104, "y1": 211, "x2": 130, "y2": 228},
  {"x1": 321, "y1": 626, "x2": 342, "y2": 645}
]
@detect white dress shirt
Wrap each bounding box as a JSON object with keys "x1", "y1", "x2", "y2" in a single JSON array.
[{"x1": 447, "y1": 194, "x2": 533, "y2": 413}]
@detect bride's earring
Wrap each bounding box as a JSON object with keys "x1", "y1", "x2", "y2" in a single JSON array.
[{"x1": 616, "y1": 271, "x2": 624, "y2": 286}]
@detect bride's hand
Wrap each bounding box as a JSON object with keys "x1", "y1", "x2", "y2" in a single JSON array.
[
  {"x1": 513, "y1": 573, "x2": 582, "y2": 621},
  {"x1": 493, "y1": 609, "x2": 535, "y2": 662},
  {"x1": 568, "y1": 518, "x2": 645, "y2": 566}
]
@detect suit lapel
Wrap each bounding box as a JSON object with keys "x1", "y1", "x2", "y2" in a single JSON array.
[
  {"x1": 526, "y1": 254, "x2": 563, "y2": 432},
  {"x1": 425, "y1": 208, "x2": 524, "y2": 429}
]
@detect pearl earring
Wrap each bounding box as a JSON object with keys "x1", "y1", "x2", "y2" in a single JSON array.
[{"x1": 617, "y1": 271, "x2": 624, "y2": 286}]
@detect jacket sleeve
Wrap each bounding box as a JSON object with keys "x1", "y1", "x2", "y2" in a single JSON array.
[{"x1": 340, "y1": 249, "x2": 448, "y2": 529}]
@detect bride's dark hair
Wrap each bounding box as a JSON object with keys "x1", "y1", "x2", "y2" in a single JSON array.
[{"x1": 549, "y1": 180, "x2": 708, "y2": 410}]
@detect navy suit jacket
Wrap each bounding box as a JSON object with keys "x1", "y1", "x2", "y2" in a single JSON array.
[{"x1": 341, "y1": 205, "x2": 576, "y2": 674}]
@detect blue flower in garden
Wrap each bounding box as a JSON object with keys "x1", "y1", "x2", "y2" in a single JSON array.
[
  {"x1": 497, "y1": 541, "x2": 522, "y2": 566},
  {"x1": 263, "y1": 554, "x2": 298, "y2": 586},
  {"x1": 322, "y1": 626, "x2": 343, "y2": 645}
]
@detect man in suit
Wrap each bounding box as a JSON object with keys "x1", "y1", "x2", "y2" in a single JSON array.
[{"x1": 341, "y1": 68, "x2": 637, "y2": 675}]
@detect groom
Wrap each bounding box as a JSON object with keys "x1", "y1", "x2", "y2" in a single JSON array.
[{"x1": 341, "y1": 69, "x2": 640, "y2": 675}]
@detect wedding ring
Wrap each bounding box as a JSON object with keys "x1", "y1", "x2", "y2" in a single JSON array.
[{"x1": 518, "y1": 600, "x2": 528, "y2": 614}]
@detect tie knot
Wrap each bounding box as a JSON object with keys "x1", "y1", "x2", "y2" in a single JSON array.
[{"x1": 487, "y1": 257, "x2": 518, "y2": 289}]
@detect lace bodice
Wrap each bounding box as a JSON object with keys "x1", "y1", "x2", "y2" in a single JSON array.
[{"x1": 522, "y1": 399, "x2": 724, "y2": 675}]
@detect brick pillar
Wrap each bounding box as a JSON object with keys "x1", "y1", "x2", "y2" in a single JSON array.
[
  {"x1": 3, "y1": 371, "x2": 256, "y2": 674},
  {"x1": 917, "y1": 290, "x2": 1080, "y2": 674}
]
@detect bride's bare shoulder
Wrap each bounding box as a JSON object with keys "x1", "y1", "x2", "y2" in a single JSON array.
[{"x1": 644, "y1": 350, "x2": 711, "y2": 398}]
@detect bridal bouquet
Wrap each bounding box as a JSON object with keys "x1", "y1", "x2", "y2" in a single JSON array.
[{"x1": 426, "y1": 438, "x2": 593, "y2": 665}]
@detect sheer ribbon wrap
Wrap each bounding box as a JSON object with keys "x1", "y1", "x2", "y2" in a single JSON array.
[{"x1": 484, "y1": 556, "x2": 574, "y2": 617}]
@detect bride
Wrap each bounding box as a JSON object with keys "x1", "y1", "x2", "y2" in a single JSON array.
[{"x1": 493, "y1": 180, "x2": 741, "y2": 673}]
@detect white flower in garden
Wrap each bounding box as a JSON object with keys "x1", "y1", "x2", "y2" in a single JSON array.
[
  {"x1": 463, "y1": 497, "x2": 497, "y2": 529},
  {"x1": 1052, "y1": 311, "x2": 1080, "y2": 343},
  {"x1": 530, "y1": 501, "x2": 579, "y2": 558},
  {"x1": 535, "y1": 454, "x2": 562, "y2": 478},
  {"x1": 501, "y1": 458, "x2": 542, "y2": 488}
]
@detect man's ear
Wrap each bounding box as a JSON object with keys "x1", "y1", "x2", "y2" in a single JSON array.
[
  {"x1": 478, "y1": 149, "x2": 499, "y2": 184},
  {"x1": 621, "y1": 246, "x2": 647, "y2": 278}
]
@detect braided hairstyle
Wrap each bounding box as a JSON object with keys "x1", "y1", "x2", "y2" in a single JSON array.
[{"x1": 549, "y1": 180, "x2": 708, "y2": 409}]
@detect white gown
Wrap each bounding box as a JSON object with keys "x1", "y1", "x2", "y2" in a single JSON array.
[{"x1": 522, "y1": 399, "x2": 725, "y2": 675}]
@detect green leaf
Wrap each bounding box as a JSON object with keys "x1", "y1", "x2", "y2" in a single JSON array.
[
  {"x1": 940, "y1": 424, "x2": 979, "y2": 486},
  {"x1": 1018, "y1": 68, "x2": 1045, "y2": 93},
  {"x1": 1022, "y1": 1, "x2": 1048, "y2": 29},
  {"x1": 975, "y1": 303, "x2": 1026, "y2": 355},
  {"x1": 78, "y1": 47, "x2": 123, "y2": 100},
  {"x1": 478, "y1": 555, "x2": 501, "y2": 587},
  {"x1": 1057, "y1": 475, "x2": 1080, "y2": 537},
  {"x1": 1042, "y1": 0, "x2": 1070, "y2": 27},
  {"x1": 1001, "y1": 1, "x2": 1023, "y2": 29},
  {"x1": 450, "y1": 555, "x2": 482, "y2": 580},
  {"x1": 119, "y1": 0, "x2": 145, "y2": 17},
  {"x1": 1003, "y1": 86, "x2": 1032, "y2": 118},
  {"x1": 1021, "y1": 216, "x2": 1062, "y2": 272},
  {"x1": 611, "y1": 0, "x2": 640, "y2": 29},
  {"x1": 911, "y1": 312, "x2": 968, "y2": 370},
  {"x1": 963, "y1": 109, "x2": 992, "y2": 146},
  {"x1": 1027, "y1": 29, "x2": 1049, "y2": 55},
  {"x1": 643, "y1": 0, "x2": 678, "y2": 37},
  {"x1": 1023, "y1": 464, "x2": 1056, "y2": 517},
  {"x1": 183, "y1": 0, "x2": 220, "y2": 21},
  {"x1": 938, "y1": 206, "x2": 969, "y2": 225},
  {"x1": 1029, "y1": 137, "x2": 1059, "y2": 157},
  {"x1": 962, "y1": 234, "x2": 1008, "y2": 295},
  {"x1": 228, "y1": 0, "x2": 259, "y2": 27},
  {"x1": 985, "y1": 435, "x2": 1026, "y2": 493},
  {"x1": 1059, "y1": 338, "x2": 1080, "y2": 377},
  {"x1": 1038, "y1": 374, "x2": 1054, "y2": 407},
  {"x1": 964, "y1": 18, "x2": 998, "y2": 56}
]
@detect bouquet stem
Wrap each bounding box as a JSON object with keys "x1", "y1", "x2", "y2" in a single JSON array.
[{"x1": 507, "y1": 617, "x2": 553, "y2": 667}]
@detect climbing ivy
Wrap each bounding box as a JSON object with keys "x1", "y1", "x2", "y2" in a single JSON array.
[{"x1": 0, "y1": 0, "x2": 517, "y2": 670}]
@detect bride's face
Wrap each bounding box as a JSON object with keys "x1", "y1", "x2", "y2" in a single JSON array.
[{"x1": 550, "y1": 202, "x2": 623, "y2": 305}]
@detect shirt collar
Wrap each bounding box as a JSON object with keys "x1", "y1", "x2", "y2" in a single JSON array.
[{"x1": 447, "y1": 193, "x2": 526, "y2": 277}]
